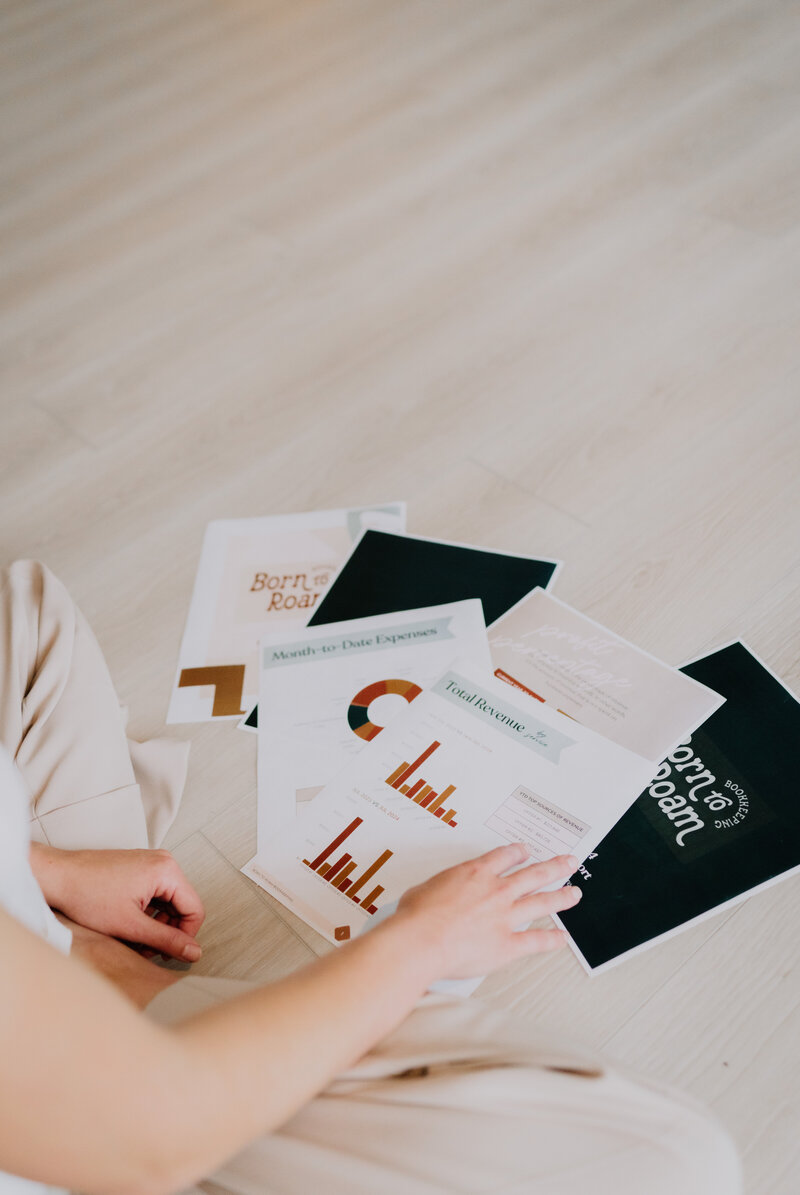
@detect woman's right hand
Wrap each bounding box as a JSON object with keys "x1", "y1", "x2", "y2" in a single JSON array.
[{"x1": 394, "y1": 843, "x2": 581, "y2": 980}]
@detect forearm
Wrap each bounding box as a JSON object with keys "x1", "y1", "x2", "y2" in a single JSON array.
[
  {"x1": 28, "y1": 841, "x2": 72, "y2": 908},
  {"x1": 0, "y1": 905, "x2": 438, "y2": 1195},
  {"x1": 4, "y1": 845, "x2": 573, "y2": 1195},
  {"x1": 174, "y1": 911, "x2": 440, "y2": 1157}
]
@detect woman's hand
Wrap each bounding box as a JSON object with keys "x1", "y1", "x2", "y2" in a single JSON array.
[
  {"x1": 394, "y1": 843, "x2": 581, "y2": 980},
  {"x1": 30, "y1": 844, "x2": 205, "y2": 962}
]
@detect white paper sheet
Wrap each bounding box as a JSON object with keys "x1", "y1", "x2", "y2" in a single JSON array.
[
  {"x1": 243, "y1": 660, "x2": 659, "y2": 957},
  {"x1": 167, "y1": 503, "x2": 406, "y2": 723},
  {"x1": 255, "y1": 601, "x2": 491, "y2": 849},
  {"x1": 489, "y1": 589, "x2": 725, "y2": 763}
]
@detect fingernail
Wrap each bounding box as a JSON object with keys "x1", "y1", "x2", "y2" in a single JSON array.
[
  {"x1": 569, "y1": 886, "x2": 582, "y2": 902},
  {"x1": 182, "y1": 942, "x2": 202, "y2": 962},
  {"x1": 566, "y1": 856, "x2": 579, "y2": 871}
]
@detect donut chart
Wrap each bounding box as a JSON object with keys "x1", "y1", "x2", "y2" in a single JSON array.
[{"x1": 347, "y1": 678, "x2": 422, "y2": 741}]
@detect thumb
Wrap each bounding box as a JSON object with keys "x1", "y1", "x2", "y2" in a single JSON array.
[{"x1": 131, "y1": 911, "x2": 203, "y2": 962}]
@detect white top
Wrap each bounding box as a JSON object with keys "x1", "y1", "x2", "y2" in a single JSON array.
[{"x1": 0, "y1": 746, "x2": 70, "y2": 1195}]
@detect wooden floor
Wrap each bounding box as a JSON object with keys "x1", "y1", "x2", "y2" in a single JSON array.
[{"x1": 2, "y1": 0, "x2": 799, "y2": 1189}]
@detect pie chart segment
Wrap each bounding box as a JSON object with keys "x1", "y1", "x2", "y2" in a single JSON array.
[{"x1": 347, "y1": 678, "x2": 422, "y2": 741}]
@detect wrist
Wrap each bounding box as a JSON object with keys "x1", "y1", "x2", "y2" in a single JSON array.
[
  {"x1": 372, "y1": 907, "x2": 447, "y2": 988},
  {"x1": 65, "y1": 916, "x2": 184, "y2": 1010},
  {"x1": 29, "y1": 843, "x2": 78, "y2": 911}
]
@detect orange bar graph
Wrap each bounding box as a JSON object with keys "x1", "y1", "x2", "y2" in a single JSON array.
[
  {"x1": 305, "y1": 817, "x2": 362, "y2": 870},
  {"x1": 326, "y1": 854, "x2": 351, "y2": 882},
  {"x1": 333, "y1": 861, "x2": 357, "y2": 889},
  {"x1": 303, "y1": 820, "x2": 392, "y2": 916},
  {"x1": 349, "y1": 850, "x2": 393, "y2": 900},
  {"x1": 386, "y1": 762, "x2": 408, "y2": 786},
  {"x1": 391, "y1": 741, "x2": 440, "y2": 789},
  {"x1": 361, "y1": 884, "x2": 384, "y2": 911},
  {"x1": 428, "y1": 784, "x2": 455, "y2": 813},
  {"x1": 385, "y1": 745, "x2": 458, "y2": 828}
]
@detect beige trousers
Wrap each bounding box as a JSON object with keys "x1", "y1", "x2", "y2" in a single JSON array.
[
  {"x1": 0, "y1": 559, "x2": 188, "y2": 848},
  {"x1": 150, "y1": 977, "x2": 742, "y2": 1195},
  {"x1": 1, "y1": 559, "x2": 742, "y2": 1195}
]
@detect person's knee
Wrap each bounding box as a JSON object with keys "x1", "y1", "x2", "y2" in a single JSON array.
[
  {"x1": 5, "y1": 559, "x2": 51, "y2": 608},
  {"x1": 7, "y1": 558, "x2": 46, "y2": 583},
  {"x1": 620, "y1": 1081, "x2": 742, "y2": 1195},
  {"x1": 666, "y1": 1115, "x2": 739, "y2": 1193}
]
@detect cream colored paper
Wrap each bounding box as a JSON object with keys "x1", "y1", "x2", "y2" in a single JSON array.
[
  {"x1": 168, "y1": 504, "x2": 406, "y2": 722},
  {"x1": 489, "y1": 589, "x2": 724, "y2": 763}
]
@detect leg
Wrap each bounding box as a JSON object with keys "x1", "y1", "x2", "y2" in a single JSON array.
[
  {"x1": 147, "y1": 984, "x2": 742, "y2": 1195},
  {"x1": 0, "y1": 559, "x2": 187, "y2": 848}
]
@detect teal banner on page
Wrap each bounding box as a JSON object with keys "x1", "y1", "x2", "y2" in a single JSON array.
[
  {"x1": 433, "y1": 672, "x2": 575, "y2": 763},
  {"x1": 263, "y1": 618, "x2": 455, "y2": 668}
]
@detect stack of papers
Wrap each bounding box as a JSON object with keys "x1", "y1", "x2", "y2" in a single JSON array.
[{"x1": 168, "y1": 504, "x2": 800, "y2": 976}]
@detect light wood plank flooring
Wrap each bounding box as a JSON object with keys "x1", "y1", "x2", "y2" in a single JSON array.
[{"x1": 2, "y1": 1, "x2": 798, "y2": 1190}]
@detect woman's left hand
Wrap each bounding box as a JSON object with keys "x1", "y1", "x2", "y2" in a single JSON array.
[{"x1": 30, "y1": 844, "x2": 205, "y2": 961}]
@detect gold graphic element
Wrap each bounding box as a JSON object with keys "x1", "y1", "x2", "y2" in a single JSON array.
[{"x1": 178, "y1": 665, "x2": 246, "y2": 716}]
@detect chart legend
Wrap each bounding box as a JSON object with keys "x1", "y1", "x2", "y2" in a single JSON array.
[
  {"x1": 385, "y1": 741, "x2": 459, "y2": 826},
  {"x1": 302, "y1": 817, "x2": 392, "y2": 914}
]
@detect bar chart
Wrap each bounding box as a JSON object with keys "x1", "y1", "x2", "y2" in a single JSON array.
[
  {"x1": 302, "y1": 817, "x2": 392, "y2": 914},
  {"x1": 385, "y1": 741, "x2": 459, "y2": 827}
]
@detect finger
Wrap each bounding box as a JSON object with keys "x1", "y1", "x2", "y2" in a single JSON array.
[
  {"x1": 136, "y1": 907, "x2": 174, "y2": 959},
  {"x1": 510, "y1": 927, "x2": 569, "y2": 957},
  {"x1": 121, "y1": 940, "x2": 159, "y2": 960},
  {"x1": 157, "y1": 907, "x2": 185, "y2": 930},
  {"x1": 513, "y1": 883, "x2": 582, "y2": 921},
  {"x1": 130, "y1": 911, "x2": 203, "y2": 962},
  {"x1": 505, "y1": 854, "x2": 578, "y2": 897},
  {"x1": 150, "y1": 860, "x2": 206, "y2": 937},
  {"x1": 149, "y1": 906, "x2": 173, "y2": 926},
  {"x1": 476, "y1": 842, "x2": 530, "y2": 876},
  {"x1": 152, "y1": 908, "x2": 174, "y2": 952},
  {"x1": 132, "y1": 944, "x2": 158, "y2": 960}
]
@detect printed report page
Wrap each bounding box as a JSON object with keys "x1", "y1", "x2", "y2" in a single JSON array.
[
  {"x1": 245, "y1": 659, "x2": 656, "y2": 947},
  {"x1": 167, "y1": 502, "x2": 406, "y2": 723},
  {"x1": 255, "y1": 600, "x2": 490, "y2": 846}
]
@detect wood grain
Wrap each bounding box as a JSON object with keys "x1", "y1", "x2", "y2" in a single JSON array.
[{"x1": 2, "y1": 1, "x2": 798, "y2": 1189}]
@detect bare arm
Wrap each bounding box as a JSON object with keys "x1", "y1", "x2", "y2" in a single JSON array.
[{"x1": 0, "y1": 847, "x2": 579, "y2": 1195}]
